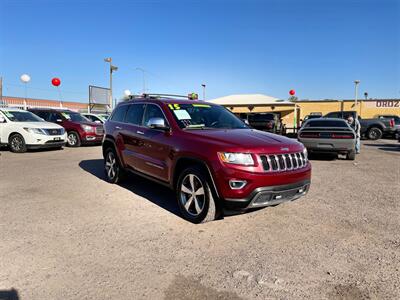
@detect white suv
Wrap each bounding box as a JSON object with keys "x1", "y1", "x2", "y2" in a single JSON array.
[{"x1": 0, "y1": 108, "x2": 67, "y2": 153}]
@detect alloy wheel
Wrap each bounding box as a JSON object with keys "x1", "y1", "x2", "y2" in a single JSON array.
[
  {"x1": 180, "y1": 174, "x2": 206, "y2": 216},
  {"x1": 105, "y1": 151, "x2": 117, "y2": 180},
  {"x1": 11, "y1": 136, "x2": 23, "y2": 151},
  {"x1": 67, "y1": 133, "x2": 77, "y2": 146}
]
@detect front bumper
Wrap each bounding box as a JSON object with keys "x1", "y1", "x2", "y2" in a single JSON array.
[
  {"x1": 27, "y1": 140, "x2": 66, "y2": 149},
  {"x1": 81, "y1": 133, "x2": 104, "y2": 144},
  {"x1": 224, "y1": 180, "x2": 311, "y2": 210}
]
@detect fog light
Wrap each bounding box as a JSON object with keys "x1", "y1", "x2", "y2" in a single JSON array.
[{"x1": 229, "y1": 180, "x2": 247, "y2": 190}]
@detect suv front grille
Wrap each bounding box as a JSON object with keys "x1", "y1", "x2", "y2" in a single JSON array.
[
  {"x1": 44, "y1": 128, "x2": 64, "y2": 135},
  {"x1": 260, "y1": 152, "x2": 307, "y2": 172},
  {"x1": 95, "y1": 126, "x2": 104, "y2": 135}
]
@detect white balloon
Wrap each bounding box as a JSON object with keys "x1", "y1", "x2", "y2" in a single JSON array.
[
  {"x1": 124, "y1": 89, "x2": 132, "y2": 96},
  {"x1": 20, "y1": 74, "x2": 31, "y2": 83}
]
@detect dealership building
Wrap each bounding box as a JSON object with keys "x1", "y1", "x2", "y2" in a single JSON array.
[{"x1": 211, "y1": 94, "x2": 400, "y2": 129}]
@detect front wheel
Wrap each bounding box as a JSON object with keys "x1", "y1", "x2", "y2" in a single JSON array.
[
  {"x1": 9, "y1": 133, "x2": 27, "y2": 153},
  {"x1": 176, "y1": 167, "x2": 219, "y2": 223},
  {"x1": 66, "y1": 131, "x2": 81, "y2": 147}
]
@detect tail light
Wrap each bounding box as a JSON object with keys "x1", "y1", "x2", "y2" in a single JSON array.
[
  {"x1": 331, "y1": 133, "x2": 354, "y2": 139},
  {"x1": 299, "y1": 132, "x2": 320, "y2": 138},
  {"x1": 389, "y1": 119, "x2": 395, "y2": 128}
]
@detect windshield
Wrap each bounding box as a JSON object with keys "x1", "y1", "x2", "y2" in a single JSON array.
[
  {"x1": 61, "y1": 111, "x2": 89, "y2": 122},
  {"x1": 167, "y1": 103, "x2": 248, "y2": 129},
  {"x1": 2, "y1": 110, "x2": 43, "y2": 122}
]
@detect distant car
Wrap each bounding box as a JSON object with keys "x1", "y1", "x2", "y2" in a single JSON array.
[
  {"x1": 248, "y1": 113, "x2": 281, "y2": 133},
  {"x1": 298, "y1": 118, "x2": 356, "y2": 160},
  {"x1": 377, "y1": 115, "x2": 400, "y2": 138},
  {"x1": 82, "y1": 113, "x2": 107, "y2": 124},
  {"x1": 0, "y1": 108, "x2": 66, "y2": 153},
  {"x1": 324, "y1": 111, "x2": 396, "y2": 140},
  {"x1": 29, "y1": 108, "x2": 104, "y2": 147},
  {"x1": 303, "y1": 114, "x2": 322, "y2": 121}
]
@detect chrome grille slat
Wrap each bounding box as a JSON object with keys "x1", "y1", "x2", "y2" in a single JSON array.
[{"x1": 260, "y1": 151, "x2": 307, "y2": 172}]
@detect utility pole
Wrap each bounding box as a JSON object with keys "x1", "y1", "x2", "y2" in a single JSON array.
[
  {"x1": 354, "y1": 80, "x2": 360, "y2": 107},
  {"x1": 104, "y1": 57, "x2": 118, "y2": 110},
  {"x1": 201, "y1": 84, "x2": 206, "y2": 100},
  {"x1": 0, "y1": 77, "x2": 3, "y2": 103},
  {"x1": 135, "y1": 68, "x2": 147, "y2": 94}
]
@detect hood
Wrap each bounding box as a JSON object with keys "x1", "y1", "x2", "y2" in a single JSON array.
[
  {"x1": 185, "y1": 129, "x2": 304, "y2": 153},
  {"x1": 66, "y1": 120, "x2": 102, "y2": 127},
  {"x1": 14, "y1": 121, "x2": 64, "y2": 129}
]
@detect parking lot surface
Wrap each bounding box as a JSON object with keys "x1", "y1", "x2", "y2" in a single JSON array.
[{"x1": 0, "y1": 140, "x2": 399, "y2": 299}]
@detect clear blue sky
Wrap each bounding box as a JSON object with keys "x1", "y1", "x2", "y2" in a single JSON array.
[{"x1": 0, "y1": 0, "x2": 399, "y2": 102}]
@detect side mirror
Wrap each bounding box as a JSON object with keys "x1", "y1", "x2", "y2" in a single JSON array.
[
  {"x1": 0, "y1": 116, "x2": 5, "y2": 123},
  {"x1": 147, "y1": 117, "x2": 169, "y2": 131}
]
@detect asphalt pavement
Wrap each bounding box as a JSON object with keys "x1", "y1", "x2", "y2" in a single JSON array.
[{"x1": 0, "y1": 139, "x2": 399, "y2": 299}]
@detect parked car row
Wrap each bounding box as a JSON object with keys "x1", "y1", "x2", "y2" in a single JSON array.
[{"x1": 0, "y1": 108, "x2": 107, "y2": 152}]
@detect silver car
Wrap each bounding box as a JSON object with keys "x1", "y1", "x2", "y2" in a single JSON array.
[{"x1": 298, "y1": 118, "x2": 356, "y2": 160}]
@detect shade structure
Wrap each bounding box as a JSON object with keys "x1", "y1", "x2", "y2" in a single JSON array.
[{"x1": 210, "y1": 94, "x2": 290, "y2": 106}]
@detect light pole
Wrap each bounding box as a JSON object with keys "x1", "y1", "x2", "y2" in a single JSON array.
[
  {"x1": 201, "y1": 84, "x2": 206, "y2": 100},
  {"x1": 354, "y1": 80, "x2": 360, "y2": 107},
  {"x1": 135, "y1": 68, "x2": 147, "y2": 94},
  {"x1": 104, "y1": 57, "x2": 118, "y2": 109}
]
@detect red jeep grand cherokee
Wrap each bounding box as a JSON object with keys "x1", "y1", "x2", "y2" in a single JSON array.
[{"x1": 103, "y1": 95, "x2": 311, "y2": 223}]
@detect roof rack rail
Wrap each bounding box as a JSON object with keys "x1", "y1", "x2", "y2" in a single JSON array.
[{"x1": 142, "y1": 93, "x2": 189, "y2": 99}]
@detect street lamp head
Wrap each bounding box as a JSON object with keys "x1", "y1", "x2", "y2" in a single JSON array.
[
  {"x1": 201, "y1": 84, "x2": 206, "y2": 87},
  {"x1": 111, "y1": 65, "x2": 118, "y2": 72},
  {"x1": 354, "y1": 80, "x2": 360, "y2": 84},
  {"x1": 104, "y1": 57, "x2": 112, "y2": 63}
]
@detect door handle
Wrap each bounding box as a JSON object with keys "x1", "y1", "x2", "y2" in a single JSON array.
[
  {"x1": 136, "y1": 130, "x2": 144, "y2": 135},
  {"x1": 115, "y1": 126, "x2": 122, "y2": 130}
]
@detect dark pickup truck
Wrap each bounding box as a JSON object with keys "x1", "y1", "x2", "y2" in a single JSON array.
[{"x1": 324, "y1": 111, "x2": 396, "y2": 140}]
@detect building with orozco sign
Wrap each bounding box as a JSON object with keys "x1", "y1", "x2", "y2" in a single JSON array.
[{"x1": 211, "y1": 94, "x2": 400, "y2": 129}]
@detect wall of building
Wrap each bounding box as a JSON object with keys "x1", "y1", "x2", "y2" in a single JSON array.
[{"x1": 296, "y1": 99, "x2": 400, "y2": 120}]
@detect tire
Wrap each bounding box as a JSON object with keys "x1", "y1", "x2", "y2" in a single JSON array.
[
  {"x1": 104, "y1": 148, "x2": 125, "y2": 184},
  {"x1": 66, "y1": 131, "x2": 81, "y2": 147},
  {"x1": 346, "y1": 149, "x2": 356, "y2": 160},
  {"x1": 176, "y1": 166, "x2": 219, "y2": 224},
  {"x1": 367, "y1": 127, "x2": 382, "y2": 140},
  {"x1": 9, "y1": 133, "x2": 27, "y2": 153}
]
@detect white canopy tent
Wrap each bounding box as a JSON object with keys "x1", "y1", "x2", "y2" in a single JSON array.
[{"x1": 210, "y1": 94, "x2": 291, "y2": 106}]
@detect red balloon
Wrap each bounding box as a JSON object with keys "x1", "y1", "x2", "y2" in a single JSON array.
[
  {"x1": 51, "y1": 78, "x2": 61, "y2": 87},
  {"x1": 289, "y1": 89, "x2": 295, "y2": 95}
]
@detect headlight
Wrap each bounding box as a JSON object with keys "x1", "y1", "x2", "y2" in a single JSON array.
[
  {"x1": 81, "y1": 124, "x2": 95, "y2": 133},
  {"x1": 23, "y1": 127, "x2": 46, "y2": 135},
  {"x1": 218, "y1": 152, "x2": 254, "y2": 166},
  {"x1": 303, "y1": 147, "x2": 308, "y2": 162}
]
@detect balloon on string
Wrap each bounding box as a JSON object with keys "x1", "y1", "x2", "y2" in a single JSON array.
[
  {"x1": 124, "y1": 90, "x2": 132, "y2": 97},
  {"x1": 289, "y1": 89, "x2": 296, "y2": 96},
  {"x1": 20, "y1": 74, "x2": 31, "y2": 83},
  {"x1": 52, "y1": 77, "x2": 61, "y2": 87}
]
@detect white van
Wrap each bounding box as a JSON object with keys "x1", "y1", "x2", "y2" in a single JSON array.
[{"x1": 0, "y1": 108, "x2": 67, "y2": 153}]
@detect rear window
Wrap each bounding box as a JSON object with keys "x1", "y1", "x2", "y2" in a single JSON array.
[
  {"x1": 305, "y1": 120, "x2": 348, "y2": 128},
  {"x1": 248, "y1": 114, "x2": 274, "y2": 122}
]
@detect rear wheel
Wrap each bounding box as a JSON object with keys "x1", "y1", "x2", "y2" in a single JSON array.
[
  {"x1": 104, "y1": 148, "x2": 125, "y2": 183},
  {"x1": 367, "y1": 127, "x2": 382, "y2": 140},
  {"x1": 67, "y1": 131, "x2": 81, "y2": 147},
  {"x1": 9, "y1": 133, "x2": 27, "y2": 153},
  {"x1": 346, "y1": 149, "x2": 356, "y2": 160},
  {"x1": 176, "y1": 167, "x2": 219, "y2": 223}
]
